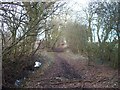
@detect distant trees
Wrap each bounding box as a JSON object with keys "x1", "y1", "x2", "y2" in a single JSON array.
[
  {"x1": 62, "y1": 21, "x2": 88, "y2": 54},
  {"x1": 82, "y1": 2, "x2": 119, "y2": 68},
  {"x1": 49, "y1": 18, "x2": 62, "y2": 49},
  {"x1": 63, "y1": 1, "x2": 119, "y2": 68}
]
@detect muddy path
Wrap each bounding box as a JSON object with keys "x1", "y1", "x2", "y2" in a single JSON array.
[
  {"x1": 23, "y1": 52, "x2": 83, "y2": 88},
  {"x1": 42, "y1": 53, "x2": 81, "y2": 80},
  {"x1": 23, "y1": 52, "x2": 118, "y2": 88}
]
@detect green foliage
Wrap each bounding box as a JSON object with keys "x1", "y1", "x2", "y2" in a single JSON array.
[
  {"x1": 82, "y1": 2, "x2": 119, "y2": 68},
  {"x1": 63, "y1": 21, "x2": 88, "y2": 54}
]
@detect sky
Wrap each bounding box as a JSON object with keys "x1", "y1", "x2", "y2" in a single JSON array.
[
  {"x1": 0, "y1": 0, "x2": 93, "y2": 40},
  {"x1": 62, "y1": 0, "x2": 99, "y2": 42},
  {"x1": 1, "y1": 0, "x2": 115, "y2": 42},
  {"x1": 60, "y1": 0, "x2": 90, "y2": 22},
  {"x1": 39, "y1": 0, "x2": 90, "y2": 40},
  {"x1": 67, "y1": 0, "x2": 89, "y2": 9}
]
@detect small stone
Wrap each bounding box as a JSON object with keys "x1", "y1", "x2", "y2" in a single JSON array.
[
  {"x1": 114, "y1": 83, "x2": 117, "y2": 86},
  {"x1": 103, "y1": 82, "x2": 105, "y2": 84}
]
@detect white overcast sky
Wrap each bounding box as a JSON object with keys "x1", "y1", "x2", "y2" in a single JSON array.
[{"x1": 67, "y1": 0, "x2": 89, "y2": 9}]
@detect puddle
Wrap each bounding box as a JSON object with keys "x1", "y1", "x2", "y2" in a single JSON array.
[
  {"x1": 14, "y1": 77, "x2": 26, "y2": 87},
  {"x1": 15, "y1": 80, "x2": 21, "y2": 87},
  {"x1": 15, "y1": 79, "x2": 22, "y2": 87}
]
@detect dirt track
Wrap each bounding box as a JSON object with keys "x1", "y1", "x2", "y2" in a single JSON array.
[{"x1": 23, "y1": 51, "x2": 118, "y2": 88}]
